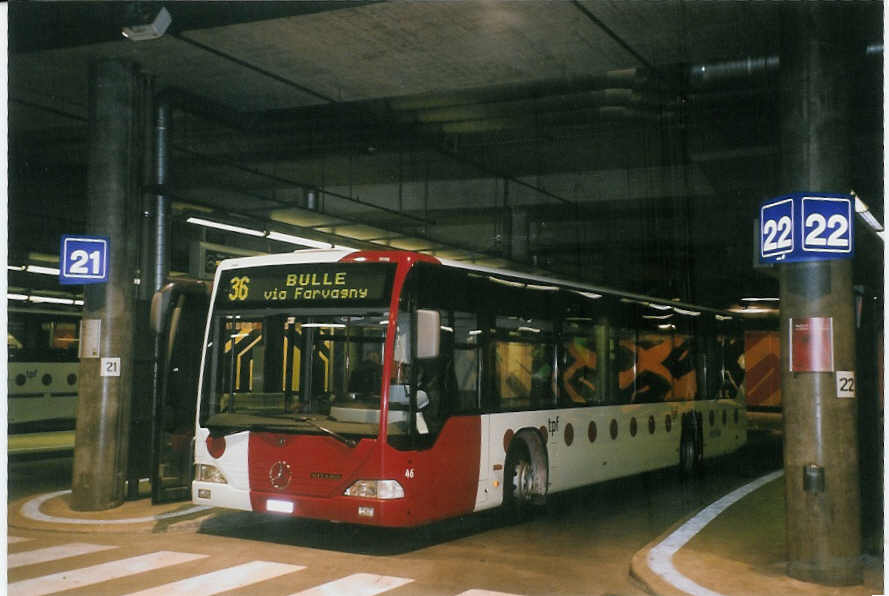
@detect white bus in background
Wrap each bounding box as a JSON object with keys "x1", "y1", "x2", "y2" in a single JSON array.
[{"x1": 8, "y1": 307, "x2": 80, "y2": 433}]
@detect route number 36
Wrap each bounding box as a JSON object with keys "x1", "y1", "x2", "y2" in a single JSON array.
[{"x1": 228, "y1": 276, "x2": 251, "y2": 301}]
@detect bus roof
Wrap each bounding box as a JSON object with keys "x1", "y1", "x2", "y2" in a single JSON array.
[{"x1": 213, "y1": 248, "x2": 757, "y2": 320}]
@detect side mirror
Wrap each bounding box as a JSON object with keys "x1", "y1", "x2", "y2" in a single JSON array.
[
  {"x1": 416, "y1": 309, "x2": 440, "y2": 359},
  {"x1": 150, "y1": 280, "x2": 209, "y2": 334},
  {"x1": 150, "y1": 286, "x2": 173, "y2": 334}
]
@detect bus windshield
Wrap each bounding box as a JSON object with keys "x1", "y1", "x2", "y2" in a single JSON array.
[{"x1": 201, "y1": 312, "x2": 390, "y2": 440}]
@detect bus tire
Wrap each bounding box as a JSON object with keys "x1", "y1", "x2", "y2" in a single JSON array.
[
  {"x1": 503, "y1": 440, "x2": 535, "y2": 521},
  {"x1": 679, "y1": 413, "x2": 701, "y2": 478}
]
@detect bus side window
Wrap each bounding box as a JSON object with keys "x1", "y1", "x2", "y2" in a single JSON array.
[
  {"x1": 492, "y1": 315, "x2": 555, "y2": 411},
  {"x1": 670, "y1": 331, "x2": 697, "y2": 401},
  {"x1": 613, "y1": 326, "x2": 638, "y2": 404},
  {"x1": 560, "y1": 320, "x2": 607, "y2": 406},
  {"x1": 451, "y1": 311, "x2": 480, "y2": 413}
]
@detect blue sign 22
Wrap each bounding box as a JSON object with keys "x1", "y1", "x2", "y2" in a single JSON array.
[{"x1": 759, "y1": 193, "x2": 853, "y2": 264}]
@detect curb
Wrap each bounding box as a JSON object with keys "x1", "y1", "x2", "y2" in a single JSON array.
[
  {"x1": 8, "y1": 490, "x2": 219, "y2": 534},
  {"x1": 630, "y1": 514, "x2": 700, "y2": 596},
  {"x1": 629, "y1": 470, "x2": 785, "y2": 596}
]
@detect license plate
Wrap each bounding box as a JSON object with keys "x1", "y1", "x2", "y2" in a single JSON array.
[{"x1": 267, "y1": 499, "x2": 294, "y2": 514}]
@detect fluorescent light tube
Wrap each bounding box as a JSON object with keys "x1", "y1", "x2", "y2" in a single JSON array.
[
  {"x1": 186, "y1": 217, "x2": 265, "y2": 238},
  {"x1": 266, "y1": 231, "x2": 331, "y2": 249}
]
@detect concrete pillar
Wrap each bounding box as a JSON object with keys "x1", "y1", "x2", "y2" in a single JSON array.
[
  {"x1": 71, "y1": 60, "x2": 142, "y2": 511},
  {"x1": 779, "y1": 4, "x2": 861, "y2": 585}
]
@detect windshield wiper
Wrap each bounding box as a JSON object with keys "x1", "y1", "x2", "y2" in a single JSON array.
[{"x1": 296, "y1": 416, "x2": 357, "y2": 448}]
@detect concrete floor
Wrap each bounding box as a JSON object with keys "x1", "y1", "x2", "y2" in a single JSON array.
[{"x1": 7, "y1": 433, "x2": 786, "y2": 596}]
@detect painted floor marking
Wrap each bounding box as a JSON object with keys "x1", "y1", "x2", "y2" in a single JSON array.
[
  {"x1": 456, "y1": 590, "x2": 524, "y2": 596},
  {"x1": 646, "y1": 469, "x2": 785, "y2": 596},
  {"x1": 289, "y1": 573, "x2": 414, "y2": 596},
  {"x1": 7, "y1": 550, "x2": 208, "y2": 596},
  {"x1": 8, "y1": 542, "x2": 118, "y2": 569},
  {"x1": 125, "y1": 560, "x2": 305, "y2": 595},
  {"x1": 21, "y1": 489, "x2": 211, "y2": 524},
  {"x1": 8, "y1": 536, "x2": 32, "y2": 544}
]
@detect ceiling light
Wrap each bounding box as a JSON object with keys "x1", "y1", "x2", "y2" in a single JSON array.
[
  {"x1": 29, "y1": 295, "x2": 78, "y2": 305},
  {"x1": 741, "y1": 297, "x2": 779, "y2": 302},
  {"x1": 852, "y1": 190, "x2": 884, "y2": 232},
  {"x1": 728, "y1": 306, "x2": 774, "y2": 314},
  {"x1": 8, "y1": 264, "x2": 61, "y2": 276},
  {"x1": 122, "y1": 6, "x2": 172, "y2": 41},
  {"x1": 266, "y1": 231, "x2": 332, "y2": 249},
  {"x1": 188, "y1": 217, "x2": 355, "y2": 251},
  {"x1": 488, "y1": 276, "x2": 524, "y2": 288},
  {"x1": 187, "y1": 217, "x2": 266, "y2": 238},
  {"x1": 9, "y1": 293, "x2": 83, "y2": 306},
  {"x1": 27, "y1": 265, "x2": 61, "y2": 276},
  {"x1": 647, "y1": 302, "x2": 673, "y2": 311}
]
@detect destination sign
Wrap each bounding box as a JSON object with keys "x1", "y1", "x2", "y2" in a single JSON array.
[{"x1": 215, "y1": 263, "x2": 394, "y2": 309}]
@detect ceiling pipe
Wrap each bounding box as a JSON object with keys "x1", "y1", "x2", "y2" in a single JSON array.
[
  {"x1": 398, "y1": 88, "x2": 669, "y2": 126},
  {"x1": 152, "y1": 98, "x2": 171, "y2": 294},
  {"x1": 688, "y1": 56, "x2": 780, "y2": 91},
  {"x1": 386, "y1": 68, "x2": 645, "y2": 112},
  {"x1": 424, "y1": 106, "x2": 671, "y2": 135},
  {"x1": 155, "y1": 87, "x2": 260, "y2": 132},
  {"x1": 152, "y1": 86, "x2": 436, "y2": 228}
]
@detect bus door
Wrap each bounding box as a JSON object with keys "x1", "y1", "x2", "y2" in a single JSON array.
[{"x1": 150, "y1": 281, "x2": 209, "y2": 503}]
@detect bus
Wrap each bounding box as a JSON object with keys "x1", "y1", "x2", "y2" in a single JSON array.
[
  {"x1": 8, "y1": 307, "x2": 80, "y2": 434},
  {"x1": 191, "y1": 249, "x2": 750, "y2": 527}
]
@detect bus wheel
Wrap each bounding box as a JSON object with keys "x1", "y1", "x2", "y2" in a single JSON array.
[
  {"x1": 679, "y1": 417, "x2": 699, "y2": 478},
  {"x1": 503, "y1": 441, "x2": 535, "y2": 521}
]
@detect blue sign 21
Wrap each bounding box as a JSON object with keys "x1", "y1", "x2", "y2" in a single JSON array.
[
  {"x1": 759, "y1": 193, "x2": 853, "y2": 264},
  {"x1": 60, "y1": 235, "x2": 110, "y2": 285}
]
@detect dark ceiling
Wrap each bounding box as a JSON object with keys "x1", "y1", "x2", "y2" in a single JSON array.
[{"x1": 7, "y1": 1, "x2": 884, "y2": 310}]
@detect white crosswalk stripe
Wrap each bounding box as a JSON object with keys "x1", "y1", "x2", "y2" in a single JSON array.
[
  {"x1": 124, "y1": 560, "x2": 305, "y2": 595},
  {"x1": 8, "y1": 542, "x2": 118, "y2": 569},
  {"x1": 7, "y1": 550, "x2": 208, "y2": 596},
  {"x1": 4, "y1": 540, "x2": 523, "y2": 596},
  {"x1": 7, "y1": 536, "x2": 33, "y2": 544},
  {"x1": 456, "y1": 590, "x2": 524, "y2": 596},
  {"x1": 289, "y1": 573, "x2": 414, "y2": 596}
]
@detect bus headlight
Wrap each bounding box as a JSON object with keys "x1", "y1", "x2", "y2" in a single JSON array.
[
  {"x1": 196, "y1": 464, "x2": 228, "y2": 484},
  {"x1": 344, "y1": 480, "x2": 404, "y2": 499}
]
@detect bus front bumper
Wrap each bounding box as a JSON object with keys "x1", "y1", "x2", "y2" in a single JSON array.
[{"x1": 192, "y1": 481, "x2": 417, "y2": 527}]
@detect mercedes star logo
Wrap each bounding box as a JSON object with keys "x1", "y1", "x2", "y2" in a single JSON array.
[{"x1": 269, "y1": 460, "x2": 292, "y2": 489}]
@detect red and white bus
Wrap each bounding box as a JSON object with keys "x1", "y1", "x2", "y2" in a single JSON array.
[{"x1": 192, "y1": 249, "x2": 749, "y2": 527}]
